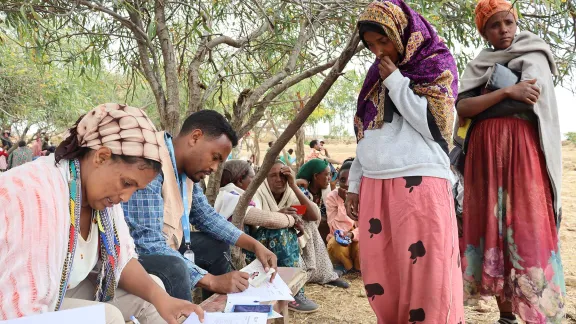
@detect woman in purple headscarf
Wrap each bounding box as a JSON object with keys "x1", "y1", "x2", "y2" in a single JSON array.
[{"x1": 344, "y1": 1, "x2": 464, "y2": 322}]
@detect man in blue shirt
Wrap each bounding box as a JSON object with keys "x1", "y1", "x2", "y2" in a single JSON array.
[{"x1": 122, "y1": 110, "x2": 277, "y2": 301}]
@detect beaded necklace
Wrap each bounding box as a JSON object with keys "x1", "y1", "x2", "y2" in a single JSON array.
[
  {"x1": 94, "y1": 207, "x2": 121, "y2": 302},
  {"x1": 54, "y1": 159, "x2": 82, "y2": 310},
  {"x1": 54, "y1": 159, "x2": 121, "y2": 310}
]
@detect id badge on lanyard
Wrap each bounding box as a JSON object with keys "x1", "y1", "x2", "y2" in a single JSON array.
[
  {"x1": 180, "y1": 175, "x2": 194, "y2": 263},
  {"x1": 166, "y1": 136, "x2": 193, "y2": 259},
  {"x1": 180, "y1": 173, "x2": 192, "y2": 260}
]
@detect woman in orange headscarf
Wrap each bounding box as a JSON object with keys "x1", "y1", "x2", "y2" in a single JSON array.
[{"x1": 455, "y1": 0, "x2": 565, "y2": 323}]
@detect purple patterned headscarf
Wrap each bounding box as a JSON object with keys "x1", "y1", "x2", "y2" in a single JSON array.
[{"x1": 355, "y1": 0, "x2": 458, "y2": 143}]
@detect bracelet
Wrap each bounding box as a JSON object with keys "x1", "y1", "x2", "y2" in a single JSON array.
[{"x1": 284, "y1": 214, "x2": 293, "y2": 226}]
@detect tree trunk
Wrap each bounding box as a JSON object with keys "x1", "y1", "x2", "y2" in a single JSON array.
[
  {"x1": 293, "y1": 93, "x2": 306, "y2": 170},
  {"x1": 155, "y1": 0, "x2": 181, "y2": 134},
  {"x1": 229, "y1": 31, "x2": 360, "y2": 268},
  {"x1": 245, "y1": 135, "x2": 255, "y2": 163},
  {"x1": 253, "y1": 130, "x2": 261, "y2": 165},
  {"x1": 268, "y1": 116, "x2": 293, "y2": 168},
  {"x1": 186, "y1": 58, "x2": 205, "y2": 116},
  {"x1": 205, "y1": 162, "x2": 224, "y2": 206},
  {"x1": 252, "y1": 120, "x2": 269, "y2": 165},
  {"x1": 295, "y1": 127, "x2": 306, "y2": 170}
]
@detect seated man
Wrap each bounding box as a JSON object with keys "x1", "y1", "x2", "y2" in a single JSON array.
[
  {"x1": 325, "y1": 159, "x2": 360, "y2": 273},
  {"x1": 279, "y1": 148, "x2": 296, "y2": 165},
  {"x1": 306, "y1": 139, "x2": 340, "y2": 165},
  {"x1": 122, "y1": 110, "x2": 277, "y2": 301}
]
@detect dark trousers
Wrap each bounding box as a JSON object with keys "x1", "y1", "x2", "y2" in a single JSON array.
[
  {"x1": 139, "y1": 254, "x2": 192, "y2": 301},
  {"x1": 179, "y1": 231, "x2": 231, "y2": 300}
]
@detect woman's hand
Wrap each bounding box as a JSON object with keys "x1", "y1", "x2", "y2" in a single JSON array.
[
  {"x1": 278, "y1": 207, "x2": 297, "y2": 215},
  {"x1": 506, "y1": 79, "x2": 540, "y2": 105},
  {"x1": 378, "y1": 56, "x2": 397, "y2": 80},
  {"x1": 154, "y1": 296, "x2": 204, "y2": 324},
  {"x1": 293, "y1": 216, "x2": 305, "y2": 236},
  {"x1": 295, "y1": 178, "x2": 309, "y2": 189},
  {"x1": 345, "y1": 192, "x2": 359, "y2": 221},
  {"x1": 294, "y1": 222, "x2": 305, "y2": 235},
  {"x1": 281, "y1": 166, "x2": 296, "y2": 187},
  {"x1": 253, "y1": 243, "x2": 278, "y2": 281}
]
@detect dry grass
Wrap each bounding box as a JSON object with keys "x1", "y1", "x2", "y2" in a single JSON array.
[
  {"x1": 275, "y1": 143, "x2": 576, "y2": 324},
  {"x1": 291, "y1": 273, "x2": 376, "y2": 324}
]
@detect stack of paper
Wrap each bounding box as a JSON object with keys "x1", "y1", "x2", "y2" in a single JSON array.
[
  {"x1": 223, "y1": 260, "x2": 295, "y2": 320},
  {"x1": 0, "y1": 305, "x2": 105, "y2": 324},
  {"x1": 183, "y1": 312, "x2": 267, "y2": 324},
  {"x1": 234, "y1": 260, "x2": 294, "y2": 302}
]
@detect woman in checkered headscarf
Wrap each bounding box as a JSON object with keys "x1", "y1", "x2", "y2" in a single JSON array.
[{"x1": 0, "y1": 103, "x2": 204, "y2": 323}]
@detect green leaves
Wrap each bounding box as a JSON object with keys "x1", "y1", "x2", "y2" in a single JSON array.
[
  {"x1": 147, "y1": 21, "x2": 157, "y2": 41},
  {"x1": 0, "y1": 33, "x2": 155, "y2": 134},
  {"x1": 0, "y1": 0, "x2": 574, "y2": 136}
]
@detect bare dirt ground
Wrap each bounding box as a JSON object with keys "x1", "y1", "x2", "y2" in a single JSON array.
[{"x1": 250, "y1": 141, "x2": 576, "y2": 324}]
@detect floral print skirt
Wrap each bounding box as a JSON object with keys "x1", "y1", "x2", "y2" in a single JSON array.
[
  {"x1": 462, "y1": 117, "x2": 565, "y2": 323},
  {"x1": 245, "y1": 227, "x2": 300, "y2": 267}
]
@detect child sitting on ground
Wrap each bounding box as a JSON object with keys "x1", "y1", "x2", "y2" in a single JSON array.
[{"x1": 325, "y1": 159, "x2": 360, "y2": 273}]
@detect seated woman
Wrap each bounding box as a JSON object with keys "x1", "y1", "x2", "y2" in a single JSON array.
[
  {"x1": 325, "y1": 160, "x2": 360, "y2": 274},
  {"x1": 456, "y1": 0, "x2": 565, "y2": 322},
  {"x1": 0, "y1": 104, "x2": 203, "y2": 323},
  {"x1": 214, "y1": 159, "x2": 319, "y2": 313},
  {"x1": 295, "y1": 159, "x2": 349, "y2": 288}
]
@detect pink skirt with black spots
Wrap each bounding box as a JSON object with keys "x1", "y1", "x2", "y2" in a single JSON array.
[{"x1": 358, "y1": 176, "x2": 465, "y2": 324}]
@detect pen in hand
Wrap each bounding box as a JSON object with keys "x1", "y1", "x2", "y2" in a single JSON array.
[{"x1": 223, "y1": 252, "x2": 237, "y2": 271}]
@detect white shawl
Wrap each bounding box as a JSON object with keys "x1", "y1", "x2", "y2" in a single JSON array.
[
  {"x1": 0, "y1": 156, "x2": 137, "y2": 319},
  {"x1": 457, "y1": 31, "x2": 562, "y2": 222},
  {"x1": 214, "y1": 183, "x2": 254, "y2": 220}
]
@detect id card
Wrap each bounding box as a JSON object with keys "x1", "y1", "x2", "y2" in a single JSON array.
[
  {"x1": 184, "y1": 250, "x2": 194, "y2": 263},
  {"x1": 232, "y1": 304, "x2": 273, "y2": 315},
  {"x1": 248, "y1": 268, "x2": 275, "y2": 287}
]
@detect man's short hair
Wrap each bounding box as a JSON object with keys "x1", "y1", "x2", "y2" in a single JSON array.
[
  {"x1": 180, "y1": 110, "x2": 238, "y2": 147},
  {"x1": 288, "y1": 148, "x2": 294, "y2": 154},
  {"x1": 18, "y1": 140, "x2": 26, "y2": 147},
  {"x1": 309, "y1": 140, "x2": 318, "y2": 148}
]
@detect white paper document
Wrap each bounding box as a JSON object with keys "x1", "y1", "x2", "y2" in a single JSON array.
[
  {"x1": 0, "y1": 305, "x2": 105, "y2": 324},
  {"x1": 241, "y1": 258, "x2": 275, "y2": 287},
  {"x1": 231, "y1": 260, "x2": 294, "y2": 302},
  {"x1": 183, "y1": 312, "x2": 267, "y2": 324}
]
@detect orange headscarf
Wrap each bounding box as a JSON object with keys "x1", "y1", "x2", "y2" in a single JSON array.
[{"x1": 474, "y1": 0, "x2": 518, "y2": 34}]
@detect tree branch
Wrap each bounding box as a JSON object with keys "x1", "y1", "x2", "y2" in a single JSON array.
[
  {"x1": 155, "y1": 0, "x2": 181, "y2": 133},
  {"x1": 231, "y1": 29, "x2": 360, "y2": 233},
  {"x1": 237, "y1": 42, "x2": 365, "y2": 137},
  {"x1": 75, "y1": 0, "x2": 149, "y2": 42},
  {"x1": 235, "y1": 5, "x2": 335, "y2": 130},
  {"x1": 127, "y1": 7, "x2": 166, "y2": 127},
  {"x1": 186, "y1": 7, "x2": 276, "y2": 115}
]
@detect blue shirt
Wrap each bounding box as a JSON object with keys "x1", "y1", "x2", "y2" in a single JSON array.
[
  {"x1": 279, "y1": 155, "x2": 296, "y2": 165},
  {"x1": 122, "y1": 136, "x2": 243, "y2": 287}
]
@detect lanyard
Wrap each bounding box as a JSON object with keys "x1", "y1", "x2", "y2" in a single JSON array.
[{"x1": 165, "y1": 135, "x2": 191, "y2": 246}]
